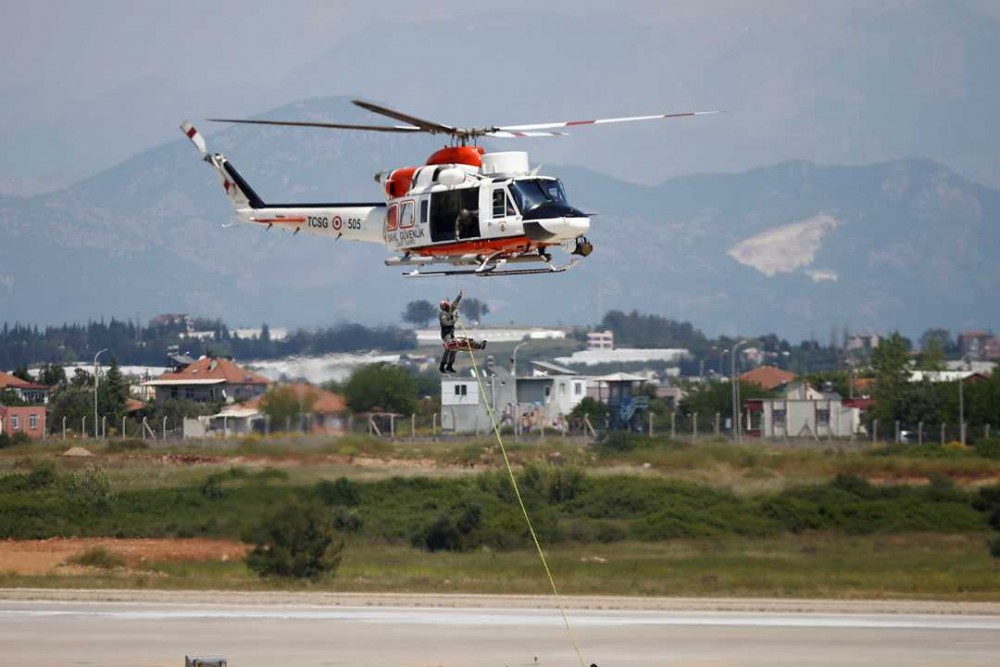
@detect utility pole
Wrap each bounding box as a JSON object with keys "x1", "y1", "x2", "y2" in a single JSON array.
[
  {"x1": 93, "y1": 348, "x2": 108, "y2": 439},
  {"x1": 731, "y1": 340, "x2": 750, "y2": 443}
]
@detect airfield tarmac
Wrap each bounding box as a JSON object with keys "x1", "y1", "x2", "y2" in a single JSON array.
[{"x1": 1, "y1": 591, "x2": 999, "y2": 666}]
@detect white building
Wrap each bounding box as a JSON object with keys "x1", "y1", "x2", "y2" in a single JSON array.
[
  {"x1": 440, "y1": 361, "x2": 588, "y2": 434},
  {"x1": 586, "y1": 330, "x2": 614, "y2": 350},
  {"x1": 555, "y1": 348, "x2": 688, "y2": 366},
  {"x1": 416, "y1": 327, "x2": 567, "y2": 346},
  {"x1": 745, "y1": 381, "x2": 866, "y2": 439}
]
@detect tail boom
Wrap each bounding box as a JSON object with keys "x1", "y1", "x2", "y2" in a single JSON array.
[{"x1": 180, "y1": 120, "x2": 385, "y2": 242}]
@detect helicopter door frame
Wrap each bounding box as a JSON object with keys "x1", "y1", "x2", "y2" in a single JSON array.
[
  {"x1": 489, "y1": 184, "x2": 518, "y2": 237},
  {"x1": 429, "y1": 186, "x2": 481, "y2": 243}
]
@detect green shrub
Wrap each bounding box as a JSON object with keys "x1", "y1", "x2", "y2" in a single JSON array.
[
  {"x1": 11, "y1": 431, "x2": 32, "y2": 446},
  {"x1": 973, "y1": 438, "x2": 1000, "y2": 461},
  {"x1": 67, "y1": 546, "x2": 126, "y2": 569},
  {"x1": 414, "y1": 515, "x2": 464, "y2": 552},
  {"x1": 411, "y1": 503, "x2": 483, "y2": 552},
  {"x1": 24, "y1": 461, "x2": 58, "y2": 490},
  {"x1": 316, "y1": 477, "x2": 360, "y2": 507},
  {"x1": 596, "y1": 431, "x2": 641, "y2": 453},
  {"x1": 331, "y1": 506, "x2": 363, "y2": 533},
  {"x1": 245, "y1": 501, "x2": 344, "y2": 579},
  {"x1": 62, "y1": 465, "x2": 116, "y2": 509},
  {"x1": 254, "y1": 467, "x2": 289, "y2": 482},
  {"x1": 990, "y1": 536, "x2": 1000, "y2": 559},
  {"x1": 201, "y1": 475, "x2": 226, "y2": 500},
  {"x1": 0, "y1": 432, "x2": 11, "y2": 449},
  {"x1": 971, "y1": 484, "x2": 1000, "y2": 514}
]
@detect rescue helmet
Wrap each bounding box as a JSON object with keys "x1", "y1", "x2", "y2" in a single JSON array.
[{"x1": 439, "y1": 299, "x2": 450, "y2": 310}]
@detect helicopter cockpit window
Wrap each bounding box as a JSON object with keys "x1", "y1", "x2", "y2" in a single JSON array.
[
  {"x1": 509, "y1": 178, "x2": 567, "y2": 214},
  {"x1": 492, "y1": 188, "x2": 517, "y2": 219}
]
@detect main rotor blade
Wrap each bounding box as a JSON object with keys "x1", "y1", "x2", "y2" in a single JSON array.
[
  {"x1": 496, "y1": 110, "x2": 721, "y2": 133},
  {"x1": 352, "y1": 99, "x2": 455, "y2": 135},
  {"x1": 485, "y1": 130, "x2": 568, "y2": 138},
  {"x1": 207, "y1": 118, "x2": 422, "y2": 133}
]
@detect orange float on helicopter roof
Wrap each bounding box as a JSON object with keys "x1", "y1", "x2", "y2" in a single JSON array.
[
  {"x1": 384, "y1": 146, "x2": 486, "y2": 197},
  {"x1": 426, "y1": 145, "x2": 485, "y2": 168}
]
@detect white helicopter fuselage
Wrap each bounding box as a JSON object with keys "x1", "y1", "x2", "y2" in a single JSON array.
[{"x1": 215, "y1": 145, "x2": 591, "y2": 271}]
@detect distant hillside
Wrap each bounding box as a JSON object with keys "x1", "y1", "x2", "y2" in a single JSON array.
[{"x1": 0, "y1": 97, "x2": 997, "y2": 339}]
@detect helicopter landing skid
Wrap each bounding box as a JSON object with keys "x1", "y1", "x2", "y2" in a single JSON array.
[{"x1": 404, "y1": 258, "x2": 578, "y2": 278}]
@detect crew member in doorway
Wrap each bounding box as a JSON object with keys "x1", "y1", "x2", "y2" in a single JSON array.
[
  {"x1": 439, "y1": 290, "x2": 463, "y2": 373},
  {"x1": 455, "y1": 208, "x2": 475, "y2": 239}
]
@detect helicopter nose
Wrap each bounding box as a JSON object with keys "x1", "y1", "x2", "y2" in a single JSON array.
[{"x1": 522, "y1": 202, "x2": 591, "y2": 240}]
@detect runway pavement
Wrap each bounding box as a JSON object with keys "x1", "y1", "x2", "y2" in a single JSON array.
[{"x1": 1, "y1": 597, "x2": 999, "y2": 666}]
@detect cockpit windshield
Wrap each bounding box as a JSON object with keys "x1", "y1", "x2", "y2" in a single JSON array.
[{"x1": 509, "y1": 178, "x2": 568, "y2": 214}]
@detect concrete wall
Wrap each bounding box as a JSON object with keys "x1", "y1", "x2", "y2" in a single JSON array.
[{"x1": 756, "y1": 399, "x2": 860, "y2": 438}]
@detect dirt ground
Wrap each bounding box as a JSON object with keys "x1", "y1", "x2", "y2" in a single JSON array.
[{"x1": 0, "y1": 538, "x2": 247, "y2": 575}]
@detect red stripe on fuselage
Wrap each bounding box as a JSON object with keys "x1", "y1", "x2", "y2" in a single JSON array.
[
  {"x1": 186, "y1": 127, "x2": 198, "y2": 138},
  {"x1": 255, "y1": 217, "x2": 306, "y2": 224},
  {"x1": 412, "y1": 235, "x2": 535, "y2": 257}
]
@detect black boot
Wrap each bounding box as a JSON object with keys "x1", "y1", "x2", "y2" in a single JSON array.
[
  {"x1": 445, "y1": 365, "x2": 456, "y2": 373},
  {"x1": 439, "y1": 363, "x2": 447, "y2": 373}
]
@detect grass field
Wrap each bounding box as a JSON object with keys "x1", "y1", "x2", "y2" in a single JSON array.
[
  {"x1": 1, "y1": 434, "x2": 997, "y2": 600},
  {"x1": 2, "y1": 434, "x2": 997, "y2": 494},
  {"x1": 0, "y1": 535, "x2": 995, "y2": 600}
]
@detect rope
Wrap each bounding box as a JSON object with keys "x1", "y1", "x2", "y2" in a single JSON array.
[{"x1": 457, "y1": 321, "x2": 587, "y2": 667}]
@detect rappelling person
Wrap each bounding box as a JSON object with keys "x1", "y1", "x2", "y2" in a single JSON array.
[{"x1": 438, "y1": 289, "x2": 463, "y2": 373}]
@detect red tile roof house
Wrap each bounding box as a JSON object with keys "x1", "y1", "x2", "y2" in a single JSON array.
[
  {"x1": 0, "y1": 371, "x2": 49, "y2": 404},
  {"x1": 739, "y1": 365, "x2": 797, "y2": 392},
  {"x1": 215, "y1": 383, "x2": 348, "y2": 435},
  {"x1": 143, "y1": 356, "x2": 270, "y2": 404},
  {"x1": 0, "y1": 372, "x2": 48, "y2": 439}
]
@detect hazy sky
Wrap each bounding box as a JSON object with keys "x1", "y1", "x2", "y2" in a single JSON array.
[{"x1": 1, "y1": 0, "x2": 997, "y2": 192}]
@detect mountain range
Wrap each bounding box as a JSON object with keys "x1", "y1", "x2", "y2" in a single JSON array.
[{"x1": 0, "y1": 97, "x2": 997, "y2": 341}]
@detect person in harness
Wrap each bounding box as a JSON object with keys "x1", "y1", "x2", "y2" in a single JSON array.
[{"x1": 439, "y1": 290, "x2": 463, "y2": 373}]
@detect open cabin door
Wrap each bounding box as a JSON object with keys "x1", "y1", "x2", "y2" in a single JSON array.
[{"x1": 429, "y1": 186, "x2": 481, "y2": 243}]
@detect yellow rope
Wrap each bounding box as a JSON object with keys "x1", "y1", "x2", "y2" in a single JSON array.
[{"x1": 457, "y1": 321, "x2": 587, "y2": 667}]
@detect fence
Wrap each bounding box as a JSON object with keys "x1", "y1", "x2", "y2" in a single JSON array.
[{"x1": 50, "y1": 415, "x2": 183, "y2": 442}]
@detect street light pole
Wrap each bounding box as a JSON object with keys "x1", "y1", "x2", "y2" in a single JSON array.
[
  {"x1": 93, "y1": 348, "x2": 108, "y2": 439},
  {"x1": 959, "y1": 374, "x2": 965, "y2": 446},
  {"x1": 731, "y1": 340, "x2": 750, "y2": 443},
  {"x1": 511, "y1": 341, "x2": 529, "y2": 379}
]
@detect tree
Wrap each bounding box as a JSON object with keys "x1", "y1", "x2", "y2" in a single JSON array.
[
  {"x1": 0, "y1": 389, "x2": 26, "y2": 406},
  {"x1": 919, "y1": 328, "x2": 955, "y2": 356},
  {"x1": 870, "y1": 332, "x2": 912, "y2": 428},
  {"x1": 679, "y1": 380, "x2": 777, "y2": 423},
  {"x1": 39, "y1": 364, "x2": 67, "y2": 388},
  {"x1": 344, "y1": 363, "x2": 418, "y2": 414},
  {"x1": 244, "y1": 501, "x2": 345, "y2": 579},
  {"x1": 600, "y1": 310, "x2": 709, "y2": 351},
  {"x1": 48, "y1": 387, "x2": 93, "y2": 433},
  {"x1": 914, "y1": 339, "x2": 945, "y2": 371},
  {"x1": 460, "y1": 297, "x2": 490, "y2": 324},
  {"x1": 260, "y1": 385, "x2": 317, "y2": 431},
  {"x1": 98, "y1": 358, "x2": 130, "y2": 424},
  {"x1": 12, "y1": 365, "x2": 32, "y2": 382},
  {"x1": 70, "y1": 368, "x2": 93, "y2": 389},
  {"x1": 402, "y1": 300, "x2": 437, "y2": 328}
]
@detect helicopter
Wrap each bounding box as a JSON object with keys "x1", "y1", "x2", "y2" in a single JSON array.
[{"x1": 181, "y1": 100, "x2": 718, "y2": 277}]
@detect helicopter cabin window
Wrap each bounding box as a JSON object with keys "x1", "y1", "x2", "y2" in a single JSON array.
[
  {"x1": 429, "y1": 187, "x2": 480, "y2": 242},
  {"x1": 492, "y1": 188, "x2": 517, "y2": 219},
  {"x1": 509, "y1": 178, "x2": 567, "y2": 215},
  {"x1": 400, "y1": 201, "x2": 415, "y2": 229},
  {"x1": 386, "y1": 204, "x2": 399, "y2": 232},
  {"x1": 419, "y1": 199, "x2": 429, "y2": 224}
]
